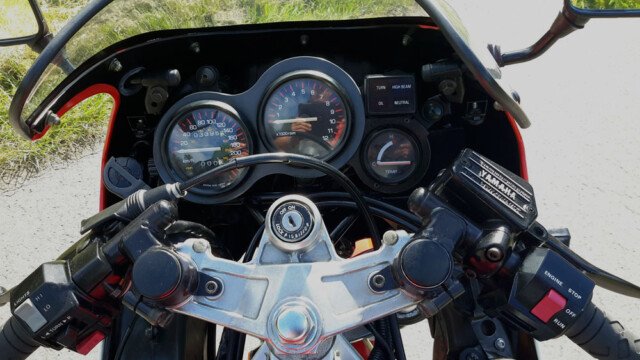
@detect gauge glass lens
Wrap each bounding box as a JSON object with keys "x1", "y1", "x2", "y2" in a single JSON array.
[
  {"x1": 262, "y1": 76, "x2": 349, "y2": 159},
  {"x1": 365, "y1": 129, "x2": 419, "y2": 184},
  {"x1": 165, "y1": 106, "x2": 251, "y2": 191}
]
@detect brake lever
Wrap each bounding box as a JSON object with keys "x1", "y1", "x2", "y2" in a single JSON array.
[{"x1": 527, "y1": 222, "x2": 640, "y2": 299}]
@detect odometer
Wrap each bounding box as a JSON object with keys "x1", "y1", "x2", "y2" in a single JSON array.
[
  {"x1": 261, "y1": 74, "x2": 350, "y2": 159},
  {"x1": 163, "y1": 102, "x2": 252, "y2": 193}
]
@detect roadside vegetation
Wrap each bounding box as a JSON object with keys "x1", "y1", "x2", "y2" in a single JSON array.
[
  {"x1": 0, "y1": 0, "x2": 420, "y2": 190},
  {"x1": 572, "y1": 0, "x2": 640, "y2": 9}
]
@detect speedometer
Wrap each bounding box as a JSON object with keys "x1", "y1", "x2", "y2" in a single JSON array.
[
  {"x1": 261, "y1": 73, "x2": 350, "y2": 160},
  {"x1": 163, "y1": 101, "x2": 252, "y2": 193}
]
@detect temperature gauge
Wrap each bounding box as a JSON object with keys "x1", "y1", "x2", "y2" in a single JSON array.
[{"x1": 364, "y1": 129, "x2": 420, "y2": 184}]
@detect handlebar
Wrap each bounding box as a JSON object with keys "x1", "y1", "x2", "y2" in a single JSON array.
[
  {"x1": 2, "y1": 149, "x2": 640, "y2": 359},
  {"x1": 0, "y1": 316, "x2": 40, "y2": 360},
  {"x1": 566, "y1": 302, "x2": 640, "y2": 359}
]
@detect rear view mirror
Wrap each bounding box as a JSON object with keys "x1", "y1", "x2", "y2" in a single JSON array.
[
  {"x1": 0, "y1": 0, "x2": 49, "y2": 49},
  {"x1": 566, "y1": 0, "x2": 640, "y2": 17},
  {"x1": 490, "y1": 0, "x2": 640, "y2": 67}
]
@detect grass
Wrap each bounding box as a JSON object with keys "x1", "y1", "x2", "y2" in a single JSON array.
[
  {"x1": 0, "y1": 0, "x2": 421, "y2": 190},
  {"x1": 0, "y1": 0, "x2": 104, "y2": 190}
]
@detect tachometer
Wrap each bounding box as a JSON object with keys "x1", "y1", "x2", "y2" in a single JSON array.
[
  {"x1": 364, "y1": 129, "x2": 419, "y2": 184},
  {"x1": 261, "y1": 73, "x2": 350, "y2": 159},
  {"x1": 163, "y1": 101, "x2": 252, "y2": 193}
]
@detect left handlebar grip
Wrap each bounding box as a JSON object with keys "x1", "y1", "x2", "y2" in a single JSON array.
[{"x1": 0, "y1": 316, "x2": 40, "y2": 360}]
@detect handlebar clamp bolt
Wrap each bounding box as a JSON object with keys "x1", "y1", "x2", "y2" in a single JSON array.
[
  {"x1": 382, "y1": 231, "x2": 399, "y2": 246},
  {"x1": 193, "y1": 239, "x2": 210, "y2": 253}
]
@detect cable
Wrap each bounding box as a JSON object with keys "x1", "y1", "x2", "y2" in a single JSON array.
[
  {"x1": 207, "y1": 323, "x2": 217, "y2": 359},
  {"x1": 114, "y1": 300, "x2": 142, "y2": 360},
  {"x1": 388, "y1": 314, "x2": 407, "y2": 360},
  {"x1": 330, "y1": 214, "x2": 359, "y2": 243},
  {"x1": 315, "y1": 201, "x2": 419, "y2": 233},
  {"x1": 177, "y1": 153, "x2": 381, "y2": 245},
  {"x1": 244, "y1": 224, "x2": 265, "y2": 261},
  {"x1": 309, "y1": 192, "x2": 419, "y2": 223},
  {"x1": 365, "y1": 323, "x2": 394, "y2": 359},
  {"x1": 253, "y1": 192, "x2": 422, "y2": 231}
]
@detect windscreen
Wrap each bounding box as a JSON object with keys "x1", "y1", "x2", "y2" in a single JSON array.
[
  {"x1": 21, "y1": 0, "x2": 423, "y2": 124},
  {"x1": 415, "y1": 0, "x2": 530, "y2": 127}
]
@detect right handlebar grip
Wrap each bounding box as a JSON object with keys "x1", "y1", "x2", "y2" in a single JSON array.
[
  {"x1": 566, "y1": 302, "x2": 640, "y2": 359},
  {"x1": 0, "y1": 316, "x2": 40, "y2": 360}
]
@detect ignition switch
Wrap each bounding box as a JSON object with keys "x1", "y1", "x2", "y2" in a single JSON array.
[{"x1": 271, "y1": 201, "x2": 314, "y2": 243}]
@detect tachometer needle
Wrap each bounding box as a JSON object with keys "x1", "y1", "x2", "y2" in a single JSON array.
[
  {"x1": 271, "y1": 117, "x2": 318, "y2": 124},
  {"x1": 377, "y1": 161, "x2": 412, "y2": 166},
  {"x1": 176, "y1": 147, "x2": 221, "y2": 154}
]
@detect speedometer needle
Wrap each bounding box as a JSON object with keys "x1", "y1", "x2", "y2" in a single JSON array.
[
  {"x1": 271, "y1": 117, "x2": 318, "y2": 124},
  {"x1": 176, "y1": 147, "x2": 221, "y2": 154}
]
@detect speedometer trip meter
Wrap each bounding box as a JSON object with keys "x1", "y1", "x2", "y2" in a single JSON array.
[
  {"x1": 261, "y1": 74, "x2": 350, "y2": 159},
  {"x1": 365, "y1": 129, "x2": 419, "y2": 184},
  {"x1": 163, "y1": 102, "x2": 252, "y2": 193}
]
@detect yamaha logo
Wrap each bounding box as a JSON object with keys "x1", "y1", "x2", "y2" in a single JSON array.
[{"x1": 479, "y1": 169, "x2": 516, "y2": 200}]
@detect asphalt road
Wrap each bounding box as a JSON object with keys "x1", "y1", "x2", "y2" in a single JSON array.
[{"x1": 1, "y1": 0, "x2": 639, "y2": 359}]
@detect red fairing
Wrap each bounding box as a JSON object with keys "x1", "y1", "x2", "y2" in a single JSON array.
[
  {"x1": 505, "y1": 112, "x2": 528, "y2": 180},
  {"x1": 418, "y1": 24, "x2": 440, "y2": 31},
  {"x1": 45, "y1": 84, "x2": 121, "y2": 210}
]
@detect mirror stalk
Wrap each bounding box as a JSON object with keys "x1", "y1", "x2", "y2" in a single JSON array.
[{"x1": 489, "y1": 7, "x2": 589, "y2": 67}]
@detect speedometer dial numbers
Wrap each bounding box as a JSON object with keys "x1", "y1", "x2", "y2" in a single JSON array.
[
  {"x1": 154, "y1": 57, "x2": 367, "y2": 203},
  {"x1": 163, "y1": 102, "x2": 252, "y2": 193},
  {"x1": 261, "y1": 74, "x2": 350, "y2": 160}
]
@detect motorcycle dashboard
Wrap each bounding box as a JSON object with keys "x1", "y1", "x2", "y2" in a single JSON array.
[
  {"x1": 153, "y1": 56, "x2": 437, "y2": 204},
  {"x1": 152, "y1": 57, "x2": 368, "y2": 203},
  {"x1": 17, "y1": 17, "x2": 523, "y2": 206}
]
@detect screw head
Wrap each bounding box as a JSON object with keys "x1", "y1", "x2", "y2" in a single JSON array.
[
  {"x1": 485, "y1": 247, "x2": 504, "y2": 262},
  {"x1": 494, "y1": 337, "x2": 506, "y2": 350},
  {"x1": 382, "y1": 231, "x2": 399, "y2": 246},
  {"x1": 370, "y1": 274, "x2": 386, "y2": 291},
  {"x1": 108, "y1": 58, "x2": 123, "y2": 72},
  {"x1": 205, "y1": 279, "x2": 223, "y2": 298}
]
